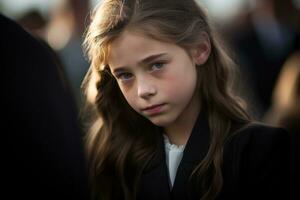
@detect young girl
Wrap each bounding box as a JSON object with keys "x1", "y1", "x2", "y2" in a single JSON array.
[{"x1": 82, "y1": 0, "x2": 292, "y2": 199}]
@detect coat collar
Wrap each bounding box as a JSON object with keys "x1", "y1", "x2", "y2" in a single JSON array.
[
  {"x1": 179, "y1": 109, "x2": 210, "y2": 164},
  {"x1": 171, "y1": 110, "x2": 210, "y2": 199},
  {"x1": 137, "y1": 111, "x2": 211, "y2": 200}
]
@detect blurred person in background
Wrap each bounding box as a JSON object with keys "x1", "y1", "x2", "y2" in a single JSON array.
[
  {"x1": 227, "y1": 0, "x2": 300, "y2": 119},
  {"x1": 16, "y1": 8, "x2": 68, "y2": 89},
  {"x1": 12, "y1": 0, "x2": 90, "y2": 107},
  {"x1": 264, "y1": 51, "x2": 300, "y2": 200},
  {"x1": 1, "y1": 14, "x2": 90, "y2": 200},
  {"x1": 46, "y1": 0, "x2": 89, "y2": 107},
  {"x1": 16, "y1": 9, "x2": 48, "y2": 39}
]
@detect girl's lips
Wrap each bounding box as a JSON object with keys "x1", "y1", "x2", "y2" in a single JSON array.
[{"x1": 142, "y1": 103, "x2": 166, "y2": 116}]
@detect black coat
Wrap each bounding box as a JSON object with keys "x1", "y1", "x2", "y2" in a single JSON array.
[
  {"x1": 1, "y1": 14, "x2": 90, "y2": 199},
  {"x1": 137, "y1": 111, "x2": 293, "y2": 200}
]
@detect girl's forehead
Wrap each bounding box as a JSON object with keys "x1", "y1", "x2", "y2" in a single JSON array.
[
  {"x1": 108, "y1": 31, "x2": 177, "y2": 67},
  {"x1": 110, "y1": 30, "x2": 166, "y2": 51}
]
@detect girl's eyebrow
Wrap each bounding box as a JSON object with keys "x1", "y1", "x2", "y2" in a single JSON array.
[
  {"x1": 138, "y1": 53, "x2": 168, "y2": 65},
  {"x1": 112, "y1": 53, "x2": 167, "y2": 74}
]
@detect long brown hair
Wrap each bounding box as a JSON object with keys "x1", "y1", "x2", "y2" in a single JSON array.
[{"x1": 82, "y1": 0, "x2": 250, "y2": 199}]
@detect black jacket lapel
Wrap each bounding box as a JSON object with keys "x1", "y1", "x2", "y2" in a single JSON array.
[
  {"x1": 171, "y1": 111, "x2": 211, "y2": 200},
  {"x1": 137, "y1": 132, "x2": 171, "y2": 200},
  {"x1": 137, "y1": 111, "x2": 210, "y2": 200}
]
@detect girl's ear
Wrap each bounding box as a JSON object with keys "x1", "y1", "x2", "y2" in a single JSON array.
[{"x1": 192, "y1": 32, "x2": 211, "y2": 66}]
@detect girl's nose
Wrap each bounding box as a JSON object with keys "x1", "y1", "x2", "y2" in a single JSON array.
[{"x1": 137, "y1": 79, "x2": 157, "y2": 99}]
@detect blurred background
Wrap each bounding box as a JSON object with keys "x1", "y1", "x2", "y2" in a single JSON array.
[{"x1": 1, "y1": 0, "x2": 299, "y2": 124}]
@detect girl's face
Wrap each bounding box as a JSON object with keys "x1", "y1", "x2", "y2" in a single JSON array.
[{"x1": 108, "y1": 30, "x2": 205, "y2": 127}]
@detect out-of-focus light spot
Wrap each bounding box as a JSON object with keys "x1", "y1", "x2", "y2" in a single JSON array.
[
  {"x1": 273, "y1": 52, "x2": 300, "y2": 109},
  {"x1": 46, "y1": 20, "x2": 72, "y2": 50},
  {"x1": 200, "y1": 0, "x2": 247, "y2": 21}
]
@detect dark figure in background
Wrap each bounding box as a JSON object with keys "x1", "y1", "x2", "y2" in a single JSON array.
[
  {"x1": 229, "y1": 0, "x2": 300, "y2": 119},
  {"x1": 1, "y1": 14, "x2": 90, "y2": 200},
  {"x1": 264, "y1": 51, "x2": 300, "y2": 200},
  {"x1": 281, "y1": 74, "x2": 300, "y2": 200}
]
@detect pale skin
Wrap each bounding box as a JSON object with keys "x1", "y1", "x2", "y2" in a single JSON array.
[{"x1": 108, "y1": 30, "x2": 211, "y2": 145}]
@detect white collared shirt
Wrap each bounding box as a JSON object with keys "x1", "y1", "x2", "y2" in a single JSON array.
[{"x1": 163, "y1": 134, "x2": 186, "y2": 188}]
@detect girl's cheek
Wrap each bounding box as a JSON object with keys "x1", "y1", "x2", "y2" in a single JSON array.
[
  {"x1": 119, "y1": 82, "x2": 134, "y2": 96},
  {"x1": 160, "y1": 74, "x2": 180, "y2": 92}
]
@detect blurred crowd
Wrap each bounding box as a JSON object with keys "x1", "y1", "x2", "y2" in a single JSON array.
[
  {"x1": 224, "y1": 0, "x2": 300, "y2": 169},
  {"x1": 224, "y1": 0, "x2": 300, "y2": 121}
]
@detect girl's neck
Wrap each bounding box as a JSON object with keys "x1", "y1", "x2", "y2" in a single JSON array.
[{"x1": 164, "y1": 95, "x2": 201, "y2": 146}]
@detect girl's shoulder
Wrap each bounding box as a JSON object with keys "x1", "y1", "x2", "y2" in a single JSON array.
[
  {"x1": 221, "y1": 123, "x2": 293, "y2": 199},
  {"x1": 225, "y1": 121, "x2": 291, "y2": 165},
  {"x1": 229, "y1": 121, "x2": 290, "y2": 146}
]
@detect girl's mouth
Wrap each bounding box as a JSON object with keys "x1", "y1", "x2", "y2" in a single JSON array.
[{"x1": 142, "y1": 103, "x2": 166, "y2": 116}]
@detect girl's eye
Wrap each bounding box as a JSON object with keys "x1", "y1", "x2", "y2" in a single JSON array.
[
  {"x1": 151, "y1": 62, "x2": 165, "y2": 71},
  {"x1": 115, "y1": 72, "x2": 133, "y2": 81}
]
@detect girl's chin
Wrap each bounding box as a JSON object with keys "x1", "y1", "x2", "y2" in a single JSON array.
[{"x1": 147, "y1": 115, "x2": 175, "y2": 127}]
